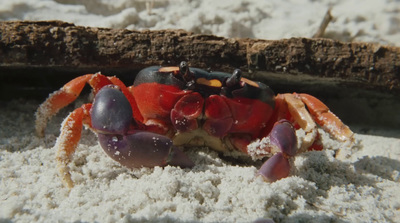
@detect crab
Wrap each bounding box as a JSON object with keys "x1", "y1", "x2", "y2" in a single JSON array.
[{"x1": 35, "y1": 62, "x2": 354, "y2": 188}]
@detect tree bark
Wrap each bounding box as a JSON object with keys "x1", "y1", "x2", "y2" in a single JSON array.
[{"x1": 1, "y1": 20, "x2": 399, "y2": 93}]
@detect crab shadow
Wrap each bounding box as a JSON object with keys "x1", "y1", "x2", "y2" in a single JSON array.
[
  {"x1": 282, "y1": 213, "x2": 348, "y2": 223},
  {"x1": 294, "y1": 149, "x2": 399, "y2": 193},
  {"x1": 180, "y1": 148, "x2": 365, "y2": 222},
  {"x1": 353, "y1": 155, "x2": 400, "y2": 181},
  {"x1": 273, "y1": 150, "x2": 399, "y2": 223},
  {"x1": 184, "y1": 146, "x2": 266, "y2": 171}
]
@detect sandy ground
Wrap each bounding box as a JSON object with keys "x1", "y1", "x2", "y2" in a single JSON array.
[{"x1": 1, "y1": 0, "x2": 400, "y2": 223}]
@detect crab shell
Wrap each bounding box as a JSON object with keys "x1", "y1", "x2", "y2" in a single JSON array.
[{"x1": 131, "y1": 65, "x2": 277, "y2": 155}]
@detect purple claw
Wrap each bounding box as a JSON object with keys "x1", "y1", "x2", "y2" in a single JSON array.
[
  {"x1": 269, "y1": 120, "x2": 297, "y2": 156},
  {"x1": 91, "y1": 86, "x2": 133, "y2": 135},
  {"x1": 257, "y1": 152, "x2": 290, "y2": 182},
  {"x1": 256, "y1": 120, "x2": 296, "y2": 182},
  {"x1": 92, "y1": 86, "x2": 194, "y2": 170},
  {"x1": 98, "y1": 131, "x2": 194, "y2": 169}
]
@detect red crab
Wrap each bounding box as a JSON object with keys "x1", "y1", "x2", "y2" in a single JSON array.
[{"x1": 35, "y1": 62, "x2": 354, "y2": 188}]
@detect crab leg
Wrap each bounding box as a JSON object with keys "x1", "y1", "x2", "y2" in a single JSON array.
[
  {"x1": 297, "y1": 93, "x2": 354, "y2": 142},
  {"x1": 35, "y1": 73, "x2": 144, "y2": 137},
  {"x1": 35, "y1": 74, "x2": 92, "y2": 137},
  {"x1": 280, "y1": 93, "x2": 319, "y2": 151},
  {"x1": 55, "y1": 104, "x2": 92, "y2": 188}
]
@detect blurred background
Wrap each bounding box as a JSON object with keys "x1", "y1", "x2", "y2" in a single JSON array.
[{"x1": 1, "y1": 0, "x2": 399, "y2": 46}]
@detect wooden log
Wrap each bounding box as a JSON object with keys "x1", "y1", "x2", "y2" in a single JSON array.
[{"x1": 0, "y1": 20, "x2": 399, "y2": 93}]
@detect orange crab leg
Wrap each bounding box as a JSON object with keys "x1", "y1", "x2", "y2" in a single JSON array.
[
  {"x1": 297, "y1": 93, "x2": 354, "y2": 142},
  {"x1": 36, "y1": 73, "x2": 145, "y2": 137},
  {"x1": 55, "y1": 104, "x2": 91, "y2": 188},
  {"x1": 283, "y1": 94, "x2": 317, "y2": 133},
  {"x1": 279, "y1": 93, "x2": 319, "y2": 151},
  {"x1": 35, "y1": 74, "x2": 93, "y2": 137}
]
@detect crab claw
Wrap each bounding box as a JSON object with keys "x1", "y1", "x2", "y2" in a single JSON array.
[
  {"x1": 98, "y1": 132, "x2": 194, "y2": 168},
  {"x1": 258, "y1": 153, "x2": 290, "y2": 182},
  {"x1": 268, "y1": 120, "x2": 297, "y2": 156},
  {"x1": 91, "y1": 85, "x2": 133, "y2": 134},
  {"x1": 257, "y1": 120, "x2": 297, "y2": 182},
  {"x1": 92, "y1": 85, "x2": 194, "y2": 169}
]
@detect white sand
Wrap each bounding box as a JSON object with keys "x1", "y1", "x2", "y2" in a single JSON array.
[
  {"x1": 1, "y1": 0, "x2": 400, "y2": 46},
  {"x1": 1, "y1": 1, "x2": 400, "y2": 222}
]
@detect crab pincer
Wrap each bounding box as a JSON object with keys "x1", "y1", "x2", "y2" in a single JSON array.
[
  {"x1": 257, "y1": 120, "x2": 297, "y2": 182},
  {"x1": 92, "y1": 86, "x2": 194, "y2": 169},
  {"x1": 98, "y1": 132, "x2": 194, "y2": 168}
]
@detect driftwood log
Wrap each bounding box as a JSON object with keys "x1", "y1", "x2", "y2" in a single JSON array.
[
  {"x1": 0, "y1": 20, "x2": 399, "y2": 129},
  {"x1": 0, "y1": 20, "x2": 399, "y2": 97}
]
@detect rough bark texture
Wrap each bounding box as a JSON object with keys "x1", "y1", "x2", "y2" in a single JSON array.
[{"x1": 1, "y1": 20, "x2": 399, "y2": 94}]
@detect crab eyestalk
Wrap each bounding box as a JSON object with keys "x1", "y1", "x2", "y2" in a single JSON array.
[
  {"x1": 179, "y1": 61, "x2": 196, "y2": 87},
  {"x1": 179, "y1": 61, "x2": 189, "y2": 75},
  {"x1": 221, "y1": 69, "x2": 242, "y2": 98},
  {"x1": 226, "y1": 69, "x2": 242, "y2": 88}
]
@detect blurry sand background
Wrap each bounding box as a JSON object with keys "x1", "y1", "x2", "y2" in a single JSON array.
[{"x1": 1, "y1": 0, "x2": 400, "y2": 222}]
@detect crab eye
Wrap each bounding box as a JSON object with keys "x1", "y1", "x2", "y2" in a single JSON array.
[
  {"x1": 226, "y1": 69, "x2": 242, "y2": 87},
  {"x1": 179, "y1": 61, "x2": 188, "y2": 74},
  {"x1": 91, "y1": 86, "x2": 132, "y2": 134}
]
